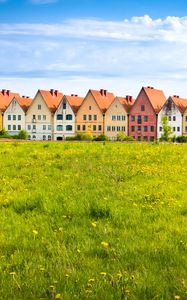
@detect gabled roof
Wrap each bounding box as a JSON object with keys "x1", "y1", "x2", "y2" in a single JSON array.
[
  {"x1": 16, "y1": 96, "x2": 32, "y2": 112},
  {"x1": 89, "y1": 89, "x2": 115, "y2": 113},
  {"x1": 0, "y1": 89, "x2": 20, "y2": 112},
  {"x1": 65, "y1": 95, "x2": 84, "y2": 114},
  {"x1": 39, "y1": 89, "x2": 63, "y2": 113},
  {"x1": 142, "y1": 86, "x2": 167, "y2": 113},
  {"x1": 170, "y1": 95, "x2": 187, "y2": 114},
  {"x1": 116, "y1": 96, "x2": 135, "y2": 113}
]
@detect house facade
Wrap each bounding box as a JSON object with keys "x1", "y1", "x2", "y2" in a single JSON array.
[
  {"x1": 104, "y1": 96, "x2": 134, "y2": 140},
  {"x1": 157, "y1": 96, "x2": 187, "y2": 139},
  {"x1": 26, "y1": 89, "x2": 63, "y2": 141},
  {"x1": 76, "y1": 89, "x2": 115, "y2": 137},
  {"x1": 129, "y1": 87, "x2": 166, "y2": 141},
  {"x1": 4, "y1": 96, "x2": 32, "y2": 135},
  {"x1": 54, "y1": 94, "x2": 83, "y2": 140}
]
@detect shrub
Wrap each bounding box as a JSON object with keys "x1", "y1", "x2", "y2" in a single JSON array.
[
  {"x1": 67, "y1": 132, "x2": 93, "y2": 141},
  {"x1": 160, "y1": 115, "x2": 173, "y2": 141},
  {"x1": 13, "y1": 130, "x2": 28, "y2": 140},
  {"x1": 176, "y1": 136, "x2": 187, "y2": 143},
  {"x1": 93, "y1": 134, "x2": 109, "y2": 141},
  {"x1": 0, "y1": 128, "x2": 11, "y2": 138}
]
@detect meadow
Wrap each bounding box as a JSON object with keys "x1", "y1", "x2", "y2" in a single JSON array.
[{"x1": 0, "y1": 141, "x2": 187, "y2": 300}]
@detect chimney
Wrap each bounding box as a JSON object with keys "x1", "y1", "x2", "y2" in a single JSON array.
[
  {"x1": 54, "y1": 90, "x2": 58, "y2": 96},
  {"x1": 22, "y1": 95, "x2": 25, "y2": 98},
  {"x1": 173, "y1": 95, "x2": 179, "y2": 98},
  {"x1": 104, "y1": 89, "x2": 107, "y2": 96},
  {"x1": 1, "y1": 89, "x2": 6, "y2": 95},
  {"x1": 100, "y1": 89, "x2": 104, "y2": 96},
  {"x1": 147, "y1": 86, "x2": 154, "y2": 89},
  {"x1": 75, "y1": 94, "x2": 78, "y2": 97},
  {"x1": 50, "y1": 89, "x2": 54, "y2": 96},
  {"x1": 71, "y1": 94, "x2": 74, "y2": 96},
  {"x1": 6, "y1": 90, "x2": 10, "y2": 96}
]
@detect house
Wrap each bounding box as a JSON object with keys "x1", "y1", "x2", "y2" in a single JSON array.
[
  {"x1": 3, "y1": 96, "x2": 32, "y2": 135},
  {"x1": 157, "y1": 95, "x2": 187, "y2": 139},
  {"x1": 54, "y1": 94, "x2": 84, "y2": 140},
  {"x1": 104, "y1": 95, "x2": 134, "y2": 140},
  {"x1": 0, "y1": 89, "x2": 20, "y2": 131},
  {"x1": 76, "y1": 89, "x2": 115, "y2": 137},
  {"x1": 26, "y1": 89, "x2": 63, "y2": 140},
  {"x1": 129, "y1": 86, "x2": 166, "y2": 141}
]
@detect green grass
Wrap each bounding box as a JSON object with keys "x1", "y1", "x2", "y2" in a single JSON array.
[{"x1": 0, "y1": 142, "x2": 187, "y2": 300}]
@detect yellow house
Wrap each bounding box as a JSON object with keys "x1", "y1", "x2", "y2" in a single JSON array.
[
  {"x1": 0, "y1": 89, "x2": 20, "y2": 131},
  {"x1": 104, "y1": 96, "x2": 134, "y2": 140},
  {"x1": 76, "y1": 89, "x2": 115, "y2": 137},
  {"x1": 25, "y1": 89, "x2": 63, "y2": 140}
]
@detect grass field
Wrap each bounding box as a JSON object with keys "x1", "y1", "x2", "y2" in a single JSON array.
[{"x1": 0, "y1": 142, "x2": 187, "y2": 300}]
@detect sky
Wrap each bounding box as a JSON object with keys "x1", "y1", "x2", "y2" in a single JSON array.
[{"x1": 0, "y1": 0, "x2": 187, "y2": 98}]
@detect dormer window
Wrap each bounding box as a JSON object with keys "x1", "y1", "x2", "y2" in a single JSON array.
[
  {"x1": 38, "y1": 104, "x2": 41, "y2": 110},
  {"x1": 63, "y1": 101, "x2": 66, "y2": 110}
]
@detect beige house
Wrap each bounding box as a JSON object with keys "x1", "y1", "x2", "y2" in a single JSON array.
[
  {"x1": 76, "y1": 89, "x2": 115, "y2": 137},
  {"x1": 105, "y1": 96, "x2": 134, "y2": 140},
  {"x1": 26, "y1": 89, "x2": 63, "y2": 140}
]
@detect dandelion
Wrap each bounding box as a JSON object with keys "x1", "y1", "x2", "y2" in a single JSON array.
[
  {"x1": 55, "y1": 293, "x2": 61, "y2": 299},
  {"x1": 117, "y1": 273, "x2": 122, "y2": 279},
  {"x1": 77, "y1": 249, "x2": 81, "y2": 253},
  {"x1": 101, "y1": 241, "x2": 109, "y2": 248},
  {"x1": 100, "y1": 272, "x2": 107, "y2": 276},
  {"x1": 49, "y1": 285, "x2": 55, "y2": 289},
  {"x1": 65, "y1": 274, "x2": 69, "y2": 277},
  {"x1": 88, "y1": 278, "x2": 95, "y2": 283},
  {"x1": 9, "y1": 272, "x2": 16, "y2": 275},
  {"x1": 40, "y1": 267, "x2": 45, "y2": 271},
  {"x1": 32, "y1": 229, "x2": 38, "y2": 236},
  {"x1": 175, "y1": 296, "x2": 180, "y2": 300},
  {"x1": 91, "y1": 222, "x2": 97, "y2": 228}
]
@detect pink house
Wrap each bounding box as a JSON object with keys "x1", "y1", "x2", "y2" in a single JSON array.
[{"x1": 129, "y1": 86, "x2": 166, "y2": 141}]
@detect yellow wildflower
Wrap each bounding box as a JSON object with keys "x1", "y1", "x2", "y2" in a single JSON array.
[
  {"x1": 175, "y1": 296, "x2": 181, "y2": 300},
  {"x1": 101, "y1": 241, "x2": 109, "y2": 248},
  {"x1": 91, "y1": 222, "x2": 97, "y2": 228},
  {"x1": 88, "y1": 278, "x2": 95, "y2": 283},
  {"x1": 100, "y1": 272, "x2": 107, "y2": 276},
  {"x1": 9, "y1": 272, "x2": 16, "y2": 275},
  {"x1": 55, "y1": 294, "x2": 61, "y2": 299},
  {"x1": 32, "y1": 229, "x2": 38, "y2": 236},
  {"x1": 77, "y1": 249, "x2": 81, "y2": 253}
]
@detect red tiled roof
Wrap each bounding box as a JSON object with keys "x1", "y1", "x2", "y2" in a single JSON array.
[
  {"x1": 143, "y1": 87, "x2": 166, "y2": 113},
  {"x1": 39, "y1": 89, "x2": 63, "y2": 113},
  {"x1": 16, "y1": 96, "x2": 32, "y2": 112},
  {"x1": 0, "y1": 90, "x2": 20, "y2": 112},
  {"x1": 170, "y1": 95, "x2": 187, "y2": 114},
  {"x1": 117, "y1": 96, "x2": 135, "y2": 113},
  {"x1": 90, "y1": 89, "x2": 115, "y2": 113},
  {"x1": 65, "y1": 95, "x2": 84, "y2": 114}
]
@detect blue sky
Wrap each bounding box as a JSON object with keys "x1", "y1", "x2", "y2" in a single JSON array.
[{"x1": 0, "y1": 0, "x2": 187, "y2": 98}]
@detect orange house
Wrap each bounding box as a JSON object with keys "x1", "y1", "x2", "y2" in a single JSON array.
[{"x1": 76, "y1": 89, "x2": 115, "y2": 137}]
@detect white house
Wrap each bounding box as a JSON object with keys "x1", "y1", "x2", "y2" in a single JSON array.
[
  {"x1": 157, "y1": 95, "x2": 186, "y2": 139},
  {"x1": 25, "y1": 89, "x2": 63, "y2": 140},
  {"x1": 3, "y1": 96, "x2": 32, "y2": 135},
  {"x1": 54, "y1": 94, "x2": 84, "y2": 140}
]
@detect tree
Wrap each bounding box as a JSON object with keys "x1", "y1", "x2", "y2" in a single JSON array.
[{"x1": 160, "y1": 115, "x2": 173, "y2": 141}]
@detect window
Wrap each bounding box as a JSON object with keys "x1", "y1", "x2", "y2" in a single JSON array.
[
  {"x1": 138, "y1": 136, "x2": 141, "y2": 141},
  {"x1": 89, "y1": 106, "x2": 91, "y2": 110},
  {"x1": 13, "y1": 125, "x2": 16, "y2": 130},
  {"x1": 38, "y1": 104, "x2": 41, "y2": 110},
  {"x1": 43, "y1": 125, "x2": 46, "y2": 130},
  {"x1": 8, "y1": 125, "x2": 11, "y2": 130},
  {"x1": 112, "y1": 126, "x2": 115, "y2": 131},
  {"x1": 173, "y1": 116, "x2": 176, "y2": 121},
  {"x1": 144, "y1": 116, "x2": 148, "y2": 122},
  {"x1": 33, "y1": 115, "x2": 36, "y2": 120},
  {"x1": 94, "y1": 115, "x2": 97, "y2": 121},
  {"x1": 63, "y1": 102, "x2": 66, "y2": 109},
  {"x1": 66, "y1": 114, "x2": 73, "y2": 121},
  {"x1": 144, "y1": 126, "x2": 148, "y2": 132},
  {"x1": 28, "y1": 125, "x2": 31, "y2": 130},
  {"x1": 173, "y1": 127, "x2": 176, "y2": 132},
  {"x1": 131, "y1": 126, "x2": 135, "y2": 132},
  {"x1": 117, "y1": 126, "x2": 121, "y2": 131},
  {"x1": 77, "y1": 125, "x2": 80, "y2": 131},
  {"x1": 107, "y1": 126, "x2": 111, "y2": 131},
  {"x1": 8, "y1": 115, "x2": 11, "y2": 121},
  {"x1": 18, "y1": 125, "x2": 21, "y2": 130},
  {"x1": 138, "y1": 126, "x2": 141, "y2": 132},
  {"x1": 121, "y1": 126, "x2": 126, "y2": 131},
  {"x1": 186, "y1": 116, "x2": 187, "y2": 122},
  {"x1": 150, "y1": 136, "x2": 154, "y2": 141},
  {"x1": 33, "y1": 125, "x2": 36, "y2": 130},
  {"x1": 98, "y1": 125, "x2": 102, "y2": 131},
  {"x1": 112, "y1": 115, "x2": 116, "y2": 121},
  {"x1": 82, "y1": 125, "x2": 86, "y2": 131},
  {"x1": 137, "y1": 115, "x2": 142, "y2": 124},
  {"x1": 57, "y1": 114, "x2": 63, "y2": 120},
  {"x1": 18, "y1": 115, "x2": 21, "y2": 121},
  {"x1": 43, "y1": 115, "x2": 46, "y2": 120},
  {"x1": 117, "y1": 115, "x2": 121, "y2": 121},
  {"x1": 141, "y1": 105, "x2": 145, "y2": 111},
  {"x1": 169, "y1": 116, "x2": 171, "y2": 121},
  {"x1": 38, "y1": 115, "x2": 41, "y2": 120},
  {"x1": 122, "y1": 116, "x2": 126, "y2": 121},
  {"x1": 144, "y1": 136, "x2": 148, "y2": 141},
  {"x1": 28, "y1": 135, "x2": 31, "y2": 140},
  {"x1": 48, "y1": 125, "x2": 52, "y2": 130},
  {"x1": 131, "y1": 116, "x2": 135, "y2": 121},
  {"x1": 13, "y1": 115, "x2": 16, "y2": 121},
  {"x1": 150, "y1": 126, "x2": 154, "y2": 132},
  {"x1": 83, "y1": 115, "x2": 87, "y2": 121},
  {"x1": 43, "y1": 135, "x2": 46, "y2": 140},
  {"x1": 177, "y1": 127, "x2": 180, "y2": 132},
  {"x1": 93, "y1": 125, "x2": 97, "y2": 131},
  {"x1": 159, "y1": 127, "x2": 162, "y2": 132},
  {"x1": 66, "y1": 125, "x2": 72, "y2": 131},
  {"x1": 89, "y1": 115, "x2": 92, "y2": 121},
  {"x1": 185, "y1": 126, "x2": 187, "y2": 132},
  {"x1": 33, "y1": 135, "x2": 36, "y2": 140},
  {"x1": 57, "y1": 125, "x2": 63, "y2": 131},
  {"x1": 48, "y1": 135, "x2": 51, "y2": 140}
]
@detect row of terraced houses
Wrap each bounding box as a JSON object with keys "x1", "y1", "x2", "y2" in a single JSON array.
[{"x1": 1, "y1": 86, "x2": 187, "y2": 141}]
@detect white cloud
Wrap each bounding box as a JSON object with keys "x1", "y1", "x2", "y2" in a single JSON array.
[{"x1": 0, "y1": 15, "x2": 187, "y2": 98}]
